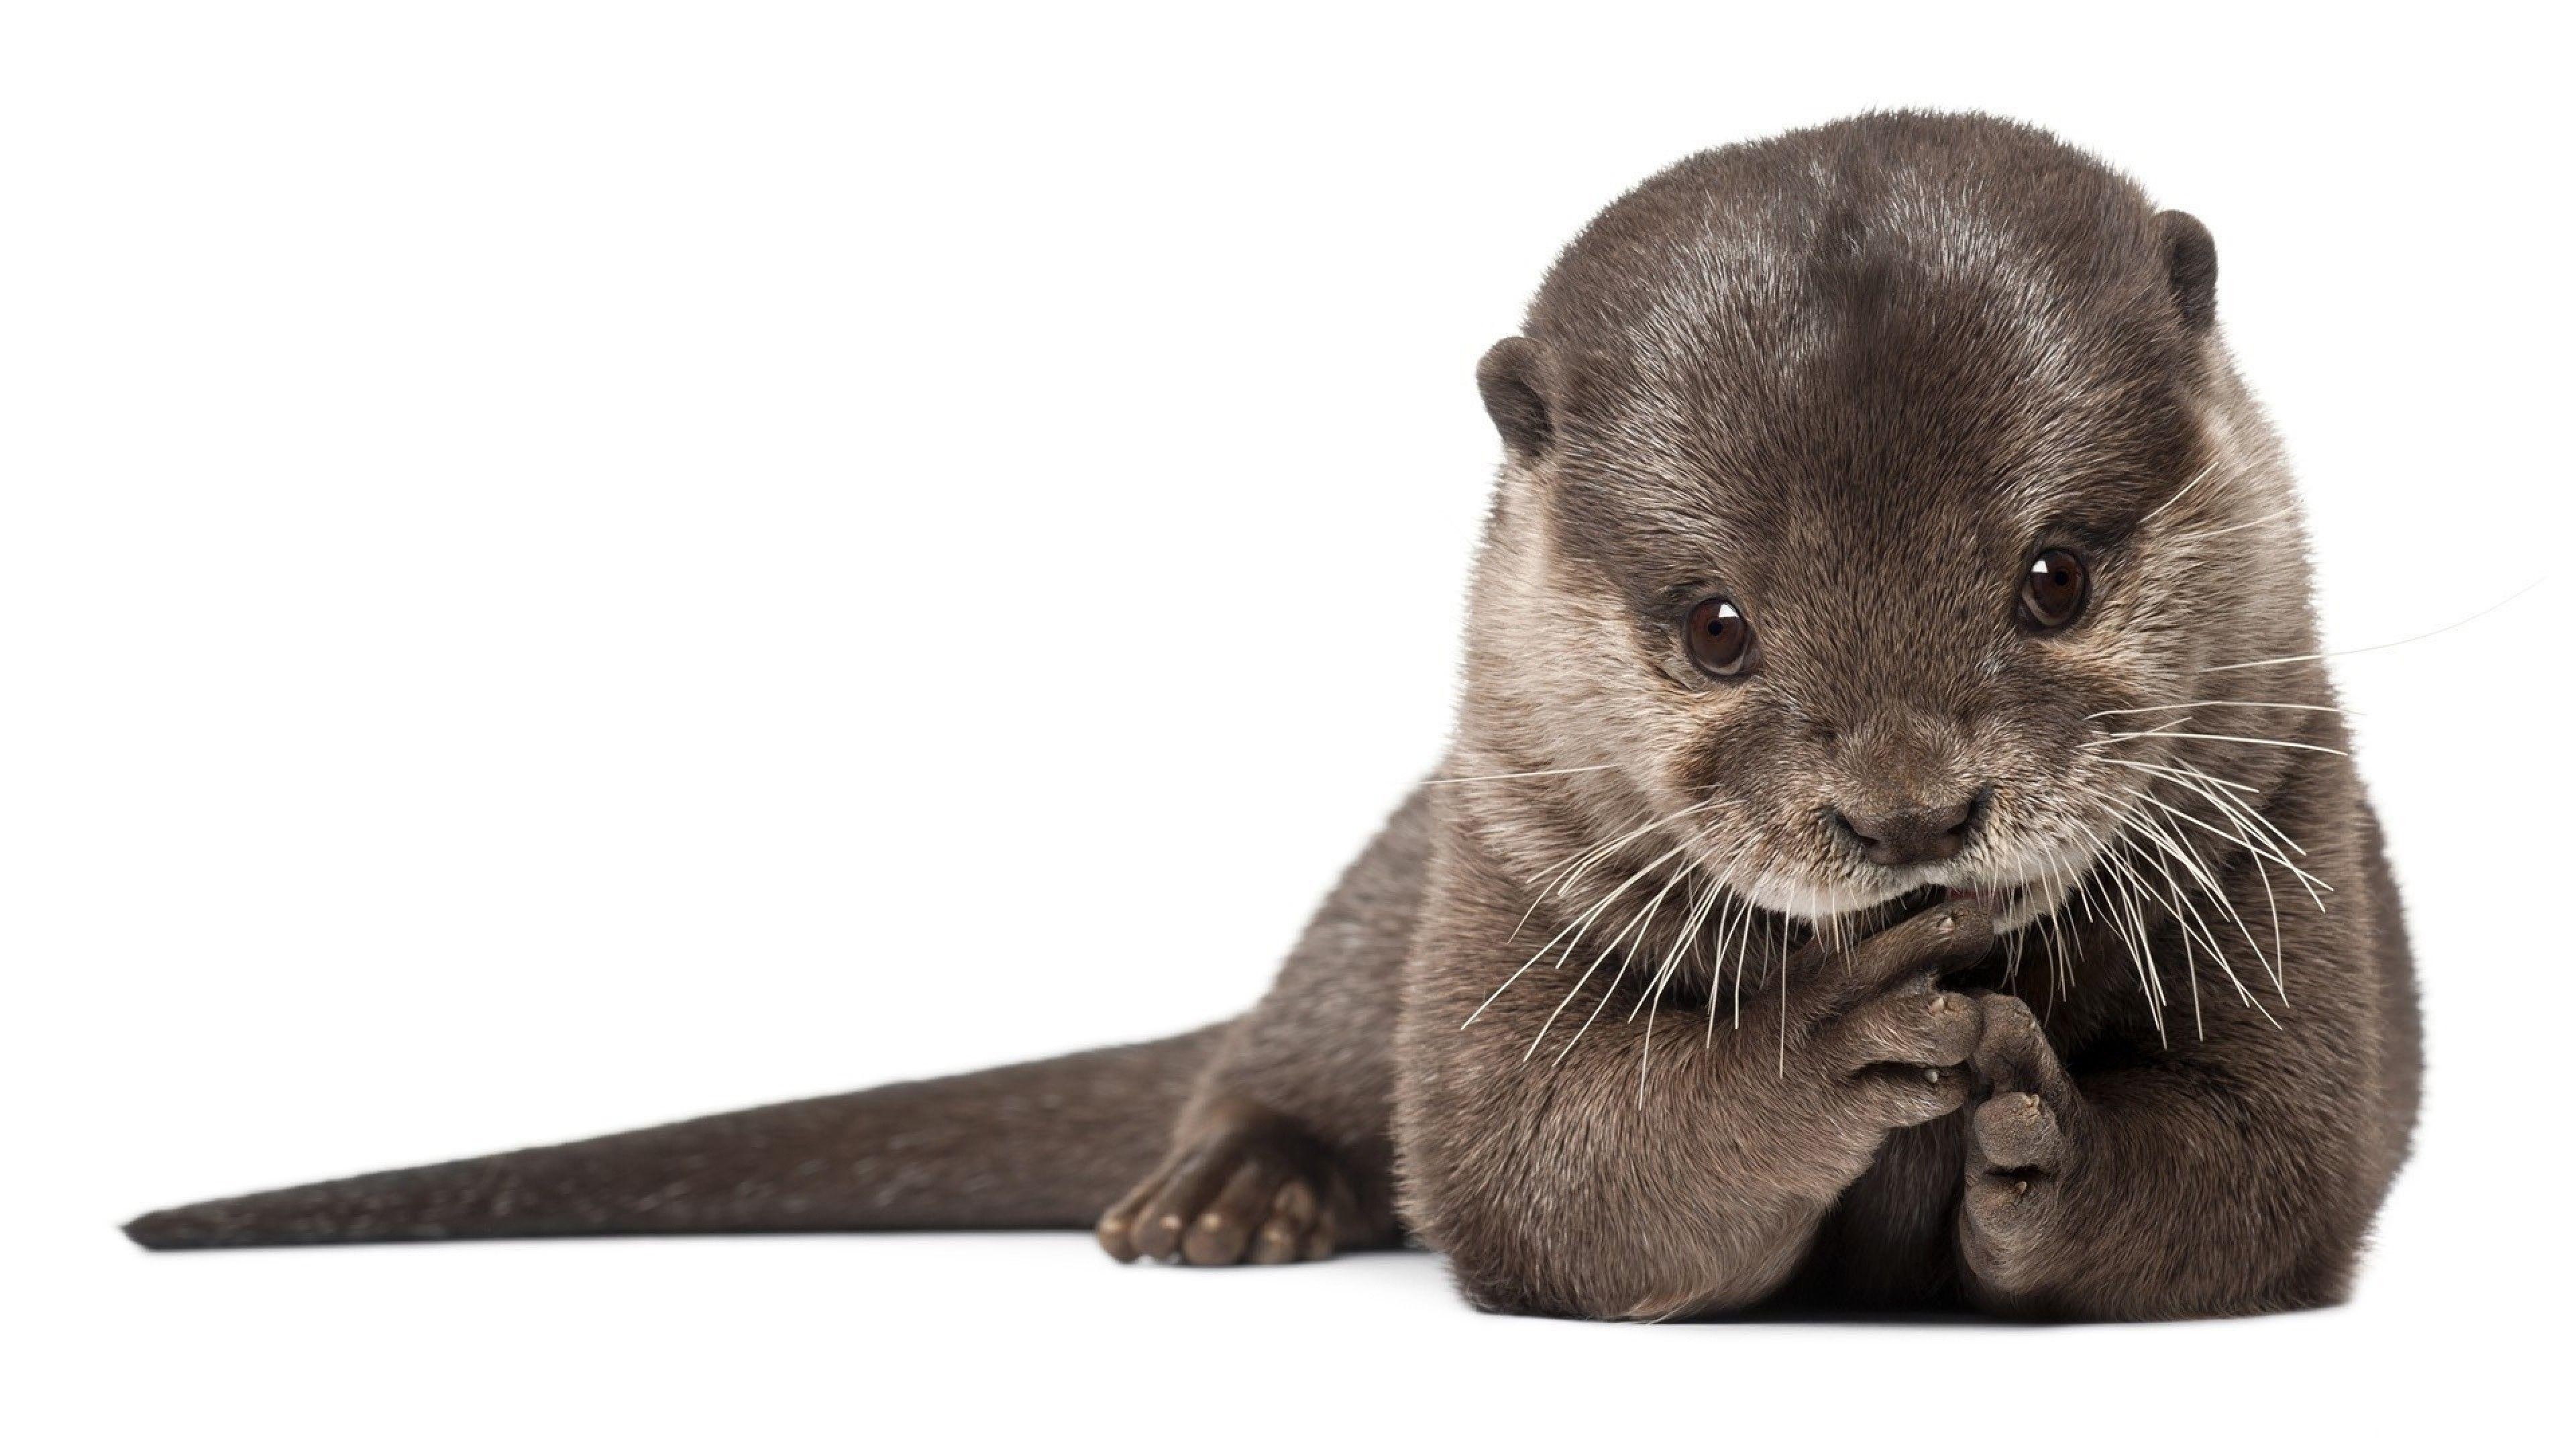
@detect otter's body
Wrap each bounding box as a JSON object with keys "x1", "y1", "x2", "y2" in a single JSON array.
[{"x1": 127, "y1": 113, "x2": 2419, "y2": 1322}]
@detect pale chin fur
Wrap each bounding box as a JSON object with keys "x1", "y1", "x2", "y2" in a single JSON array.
[{"x1": 1738, "y1": 840, "x2": 2098, "y2": 938}]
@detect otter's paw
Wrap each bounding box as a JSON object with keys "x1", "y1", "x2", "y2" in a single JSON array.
[
  {"x1": 1800, "y1": 900, "x2": 1994, "y2": 1137},
  {"x1": 1958, "y1": 993, "x2": 2085, "y2": 1287},
  {"x1": 1095, "y1": 1118, "x2": 1356, "y2": 1267}
]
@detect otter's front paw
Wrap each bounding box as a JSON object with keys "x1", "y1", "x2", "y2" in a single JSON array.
[
  {"x1": 1095, "y1": 1112, "x2": 1357, "y2": 1267},
  {"x1": 1957, "y1": 992, "x2": 2085, "y2": 1294}
]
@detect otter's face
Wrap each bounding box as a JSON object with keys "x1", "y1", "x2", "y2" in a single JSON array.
[{"x1": 1469, "y1": 206, "x2": 2300, "y2": 936}]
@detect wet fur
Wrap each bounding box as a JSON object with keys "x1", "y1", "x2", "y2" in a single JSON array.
[{"x1": 127, "y1": 113, "x2": 2419, "y2": 1322}]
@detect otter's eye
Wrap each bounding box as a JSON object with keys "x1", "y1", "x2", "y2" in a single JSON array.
[
  {"x1": 1684, "y1": 596, "x2": 1757, "y2": 678},
  {"x1": 2020, "y1": 549, "x2": 2088, "y2": 631}
]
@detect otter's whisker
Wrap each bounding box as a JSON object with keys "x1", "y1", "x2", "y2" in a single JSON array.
[
  {"x1": 1634, "y1": 860, "x2": 1729, "y2": 1104},
  {"x1": 2056, "y1": 841, "x2": 2100, "y2": 928},
  {"x1": 2098, "y1": 715, "x2": 2199, "y2": 742},
  {"x1": 1775, "y1": 917, "x2": 1792, "y2": 1075},
  {"x1": 1557, "y1": 810, "x2": 1722, "y2": 941},
  {"x1": 1508, "y1": 806, "x2": 1648, "y2": 946},
  {"x1": 2039, "y1": 849, "x2": 2083, "y2": 1006},
  {"x1": 1620, "y1": 857, "x2": 1713, "y2": 1027},
  {"x1": 1488, "y1": 833, "x2": 1705, "y2": 1034},
  {"x1": 1550, "y1": 802, "x2": 1711, "y2": 901},
  {"x1": 1719, "y1": 874, "x2": 1764, "y2": 1031},
  {"x1": 2171, "y1": 502, "x2": 2302, "y2": 543},
  {"x1": 2085, "y1": 700, "x2": 2346, "y2": 720},
  {"x1": 1554, "y1": 842, "x2": 1703, "y2": 1064},
  {"x1": 1646, "y1": 879, "x2": 1725, "y2": 1028},
  {"x1": 1665, "y1": 879, "x2": 1728, "y2": 987},
  {"x1": 1631, "y1": 868, "x2": 1716, "y2": 1100},
  {"x1": 2094, "y1": 794, "x2": 2277, "y2": 1028},
  {"x1": 2100, "y1": 771, "x2": 2303, "y2": 1003},
  {"x1": 1638, "y1": 846, "x2": 1751, "y2": 1030},
  {"x1": 2135, "y1": 757, "x2": 2305, "y2": 849},
  {"x1": 2036, "y1": 903, "x2": 2065, "y2": 1002},
  {"x1": 2157, "y1": 757, "x2": 2326, "y2": 871},
  {"x1": 2100, "y1": 754, "x2": 2267, "y2": 808},
  {"x1": 2253, "y1": 846, "x2": 2285, "y2": 1000},
  {"x1": 2062, "y1": 812, "x2": 2169, "y2": 1041},
  {"x1": 1638, "y1": 976, "x2": 1668, "y2": 1106},
  {"x1": 1425, "y1": 763, "x2": 1625, "y2": 786},
  {"x1": 2106, "y1": 757, "x2": 2333, "y2": 906},
  {"x1": 2101, "y1": 835, "x2": 2202, "y2": 1029},
  {"x1": 2084, "y1": 730, "x2": 2347, "y2": 757},
  {"x1": 1546, "y1": 824, "x2": 1726, "y2": 1060},
  {"x1": 1523, "y1": 916, "x2": 1629, "y2": 1062},
  {"x1": 1468, "y1": 810, "x2": 1714, "y2": 1028},
  {"x1": 2121, "y1": 770, "x2": 2332, "y2": 904},
  {"x1": 2137, "y1": 458, "x2": 2224, "y2": 524},
  {"x1": 2115, "y1": 790, "x2": 2279, "y2": 993},
  {"x1": 2204, "y1": 578, "x2": 2538, "y2": 674},
  {"x1": 2113, "y1": 769, "x2": 2316, "y2": 889}
]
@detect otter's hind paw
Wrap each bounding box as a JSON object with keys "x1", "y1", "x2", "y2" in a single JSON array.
[{"x1": 1096, "y1": 1114, "x2": 1356, "y2": 1267}]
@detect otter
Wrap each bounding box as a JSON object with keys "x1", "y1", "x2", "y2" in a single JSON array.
[{"x1": 125, "y1": 112, "x2": 2419, "y2": 1321}]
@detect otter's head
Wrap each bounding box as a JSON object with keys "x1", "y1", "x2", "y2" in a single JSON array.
[{"x1": 1460, "y1": 115, "x2": 2322, "y2": 941}]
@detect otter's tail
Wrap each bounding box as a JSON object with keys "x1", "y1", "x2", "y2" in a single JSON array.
[{"x1": 123, "y1": 1025, "x2": 1228, "y2": 1250}]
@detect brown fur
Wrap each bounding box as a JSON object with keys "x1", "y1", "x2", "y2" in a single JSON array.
[{"x1": 127, "y1": 113, "x2": 2418, "y2": 1323}]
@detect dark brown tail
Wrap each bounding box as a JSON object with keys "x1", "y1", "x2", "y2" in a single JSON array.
[{"x1": 123, "y1": 1024, "x2": 1228, "y2": 1250}]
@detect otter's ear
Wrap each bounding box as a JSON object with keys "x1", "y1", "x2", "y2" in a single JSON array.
[
  {"x1": 1477, "y1": 335, "x2": 1556, "y2": 464},
  {"x1": 2158, "y1": 210, "x2": 2218, "y2": 331}
]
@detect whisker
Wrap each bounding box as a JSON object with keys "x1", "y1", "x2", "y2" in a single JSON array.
[
  {"x1": 2100, "y1": 833, "x2": 2219, "y2": 1028},
  {"x1": 2096, "y1": 716, "x2": 2198, "y2": 741},
  {"x1": 1551, "y1": 802, "x2": 1713, "y2": 900},
  {"x1": 1556, "y1": 841, "x2": 1707, "y2": 1064},
  {"x1": 2081, "y1": 786, "x2": 2279, "y2": 1029},
  {"x1": 1509, "y1": 806, "x2": 1650, "y2": 945},
  {"x1": 1719, "y1": 871, "x2": 1764, "y2": 1031},
  {"x1": 1620, "y1": 858, "x2": 1715, "y2": 1027},
  {"x1": 1467, "y1": 809, "x2": 1715, "y2": 1028},
  {"x1": 1538, "y1": 819, "x2": 1737, "y2": 1062},
  {"x1": 2170, "y1": 503, "x2": 2300, "y2": 543},
  {"x1": 2138, "y1": 459, "x2": 2223, "y2": 524},
  {"x1": 2119, "y1": 792, "x2": 2279, "y2": 991},
  {"x1": 2100, "y1": 760, "x2": 2333, "y2": 896},
  {"x1": 1648, "y1": 878, "x2": 1727, "y2": 1057},
  {"x1": 2059, "y1": 812, "x2": 2169, "y2": 1042},
  {"x1": 1424, "y1": 763, "x2": 1623, "y2": 786},
  {"x1": 1775, "y1": 917, "x2": 1792, "y2": 1075},
  {"x1": 2084, "y1": 731, "x2": 2347, "y2": 757},
  {"x1": 1638, "y1": 843, "x2": 1754, "y2": 1025},
  {"x1": 2205, "y1": 578, "x2": 2541, "y2": 674},
  {"x1": 2102, "y1": 755, "x2": 2334, "y2": 888},
  {"x1": 2085, "y1": 700, "x2": 2345, "y2": 720}
]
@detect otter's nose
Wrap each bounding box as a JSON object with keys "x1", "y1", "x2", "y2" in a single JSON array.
[{"x1": 1833, "y1": 791, "x2": 1987, "y2": 867}]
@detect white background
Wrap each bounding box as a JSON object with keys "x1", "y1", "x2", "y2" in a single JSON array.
[{"x1": 5, "y1": 3, "x2": 2567, "y2": 1444}]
